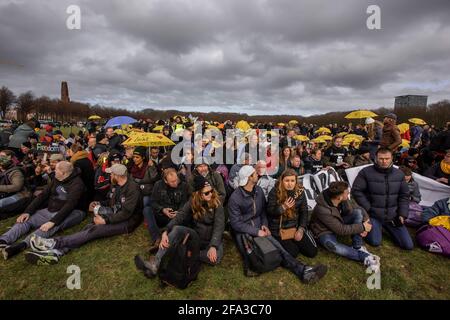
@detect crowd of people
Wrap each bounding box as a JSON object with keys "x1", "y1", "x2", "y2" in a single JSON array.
[{"x1": 0, "y1": 113, "x2": 449, "y2": 286}]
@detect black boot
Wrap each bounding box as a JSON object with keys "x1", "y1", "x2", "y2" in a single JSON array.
[
  {"x1": 3, "y1": 242, "x2": 27, "y2": 260},
  {"x1": 301, "y1": 264, "x2": 328, "y2": 284}
]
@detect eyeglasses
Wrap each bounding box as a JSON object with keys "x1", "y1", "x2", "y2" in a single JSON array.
[{"x1": 202, "y1": 190, "x2": 213, "y2": 196}]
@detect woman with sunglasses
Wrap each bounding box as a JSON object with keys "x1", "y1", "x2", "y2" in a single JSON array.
[
  {"x1": 135, "y1": 175, "x2": 225, "y2": 277},
  {"x1": 267, "y1": 169, "x2": 318, "y2": 258}
]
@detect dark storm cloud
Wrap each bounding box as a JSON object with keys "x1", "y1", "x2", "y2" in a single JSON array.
[{"x1": 1, "y1": 0, "x2": 450, "y2": 115}]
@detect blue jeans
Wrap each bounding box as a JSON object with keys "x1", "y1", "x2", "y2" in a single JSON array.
[
  {"x1": 142, "y1": 196, "x2": 160, "y2": 242},
  {"x1": 318, "y1": 209, "x2": 369, "y2": 262},
  {"x1": 366, "y1": 217, "x2": 414, "y2": 250}
]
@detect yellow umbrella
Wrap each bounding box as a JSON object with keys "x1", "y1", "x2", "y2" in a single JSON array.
[
  {"x1": 337, "y1": 132, "x2": 348, "y2": 137},
  {"x1": 289, "y1": 120, "x2": 299, "y2": 125},
  {"x1": 152, "y1": 125, "x2": 164, "y2": 132},
  {"x1": 315, "y1": 127, "x2": 331, "y2": 134},
  {"x1": 122, "y1": 133, "x2": 175, "y2": 147},
  {"x1": 114, "y1": 129, "x2": 129, "y2": 136},
  {"x1": 236, "y1": 120, "x2": 251, "y2": 132},
  {"x1": 319, "y1": 135, "x2": 333, "y2": 141},
  {"x1": 277, "y1": 123, "x2": 286, "y2": 127},
  {"x1": 344, "y1": 134, "x2": 364, "y2": 141},
  {"x1": 311, "y1": 137, "x2": 329, "y2": 144},
  {"x1": 400, "y1": 139, "x2": 410, "y2": 148},
  {"x1": 408, "y1": 118, "x2": 426, "y2": 125},
  {"x1": 397, "y1": 123, "x2": 410, "y2": 134},
  {"x1": 88, "y1": 115, "x2": 101, "y2": 120},
  {"x1": 293, "y1": 135, "x2": 309, "y2": 142},
  {"x1": 345, "y1": 110, "x2": 378, "y2": 119}
]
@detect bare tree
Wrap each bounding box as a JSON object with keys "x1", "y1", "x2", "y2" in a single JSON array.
[
  {"x1": 0, "y1": 86, "x2": 16, "y2": 119},
  {"x1": 16, "y1": 91, "x2": 35, "y2": 122}
]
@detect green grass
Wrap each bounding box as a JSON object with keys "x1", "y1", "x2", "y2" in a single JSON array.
[{"x1": 0, "y1": 216, "x2": 449, "y2": 300}]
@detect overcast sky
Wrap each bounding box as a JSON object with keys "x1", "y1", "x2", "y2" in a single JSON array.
[{"x1": 1, "y1": 0, "x2": 450, "y2": 116}]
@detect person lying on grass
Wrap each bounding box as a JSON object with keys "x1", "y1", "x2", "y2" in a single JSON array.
[
  {"x1": 25, "y1": 163, "x2": 142, "y2": 265},
  {"x1": 310, "y1": 181, "x2": 380, "y2": 272},
  {"x1": 134, "y1": 174, "x2": 225, "y2": 278}
]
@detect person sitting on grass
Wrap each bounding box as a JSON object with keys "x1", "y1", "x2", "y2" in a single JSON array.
[
  {"x1": 228, "y1": 165, "x2": 327, "y2": 284},
  {"x1": 352, "y1": 148, "x2": 414, "y2": 250},
  {"x1": 0, "y1": 154, "x2": 32, "y2": 219},
  {"x1": 25, "y1": 163, "x2": 143, "y2": 265},
  {"x1": 424, "y1": 149, "x2": 450, "y2": 186},
  {"x1": 143, "y1": 168, "x2": 189, "y2": 253},
  {"x1": 310, "y1": 181, "x2": 380, "y2": 272},
  {"x1": 0, "y1": 161, "x2": 86, "y2": 260},
  {"x1": 134, "y1": 175, "x2": 225, "y2": 277},
  {"x1": 267, "y1": 169, "x2": 318, "y2": 259},
  {"x1": 399, "y1": 166, "x2": 421, "y2": 204}
]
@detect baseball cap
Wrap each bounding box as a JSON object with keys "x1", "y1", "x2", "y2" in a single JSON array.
[
  {"x1": 238, "y1": 165, "x2": 256, "y2": 187},
  {"x1": 105, "y1": 163, "x2": 128, "y2": 176}
]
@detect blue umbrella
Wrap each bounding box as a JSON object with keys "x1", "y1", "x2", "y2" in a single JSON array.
[{"x1": 104, "y1": 116, "x2": 138, "y2": 128}]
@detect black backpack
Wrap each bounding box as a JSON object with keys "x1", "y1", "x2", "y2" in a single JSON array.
[
  {"x1": 158, "y1": 231, "x2": 201, "y2": 289},
  {"x1": 242, "y1": 234, "x2": 282, "y2": 273}
]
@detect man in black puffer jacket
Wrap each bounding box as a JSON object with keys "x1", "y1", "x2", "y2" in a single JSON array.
[{"x1": 352, "y1": 148, "x2": 413, "y2": 250}]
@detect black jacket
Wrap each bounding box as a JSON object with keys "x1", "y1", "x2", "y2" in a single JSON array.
[
  {"x1": 266, "y1": 187, "x2": 308, "y2": 237},
  {"x1": 99, "y1": 178, "x2": 143, "y2": 231},
  {"x1": 303, "y1": 156, "x2": 324, "y2": 174},
  {"x1": 310, "y1": 190, "x2": 368, "y2": 238},
  {"x1": 151, "y1": 180, "x2": 189, "y2": 217},
  {"x1": 92, "y1": 143, "x2": 108, "y2": 160},
  {"x1": 71, "y1": 151, "x2": 95, "y2": 202},
  {"x1": 323, "y1": 145, "x2": 348, "y2": 167},
  {"x1": 424, "y1": 162, "x2": 450, "y2": 185},
  {"x1": 163, "y1": 199, "x2": 225, "y2": 250},
  {"x1": 352, "y1": 164, "x2": 409, "y2": 222},
  {"x1": 108, "y1": 134, "x2": 124, "y2": 154},
  {"x1": 24, "y1": 168, "x2": 86, "y2": 225},
  {"x1": 134, "y1": 165, "x2": 160, "y2": 196},
  {"x1": 188, "y1": 169, "x2": 226, "y2": 204}
]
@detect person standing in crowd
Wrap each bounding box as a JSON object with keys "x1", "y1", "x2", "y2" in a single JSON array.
[
  {"x1": 267, "y1": 169, "x2": 318, "y2": 258},
  {"x1": 380, "y1": 113, "x2": 402, "y2": 151},
  {"x1": 352, "y1": 148, "x2": 413, "y2": 250}
]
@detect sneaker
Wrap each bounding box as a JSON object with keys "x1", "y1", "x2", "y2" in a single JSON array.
[
  {"x1": 30, "y1": 234, "x2": 56, "y2": 252},
  {"x1": 364, "y1": 254, "x2": 381, "y2": 273},
  {"x1": 357, "y1": 246, "x2": 371, "y2": 255},
  {"x1": 301, "y1": 264, "x2": 328, "y2": 284},
  {"x1": 25, "y1": 250, "x2": 60, "y2": 266}
]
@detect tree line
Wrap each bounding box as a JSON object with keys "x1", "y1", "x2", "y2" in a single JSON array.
[{"x1": 0, "y1": 86, "x2": 448, "y2": 128}]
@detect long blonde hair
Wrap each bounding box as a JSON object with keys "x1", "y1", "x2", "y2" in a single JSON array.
[
  {"x1": 276, "y1": 169, "x2": 304, "y2": 219},
  {"x1": 191, "y1": 188, "x2": 221, "y2": 220}
]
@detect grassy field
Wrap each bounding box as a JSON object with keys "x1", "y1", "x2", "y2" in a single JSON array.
[{"x1": 0, "y1": 215, "x2": 449, "y2": 300}]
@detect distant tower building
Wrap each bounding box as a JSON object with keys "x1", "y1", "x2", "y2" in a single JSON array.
[
  {"x1": 394, "y1": 95, "x2": 427, "y2": 112},
  {"x1": 61, "y1": 81, "x2": 70, "y2": 103}
]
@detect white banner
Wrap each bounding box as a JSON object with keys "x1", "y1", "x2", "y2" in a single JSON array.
[
  {"x1": 299, "y1": 168, "x2": 343, "y2": 211},
  {"x1": 345, "y1": 165, "x2": 450, "y2": 207}
]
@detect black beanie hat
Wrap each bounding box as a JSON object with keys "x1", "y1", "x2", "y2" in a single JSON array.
[{"x1": 193, "y1": 175, "x2": 211, "y2": 192}]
